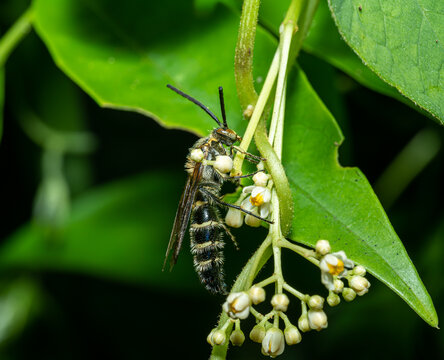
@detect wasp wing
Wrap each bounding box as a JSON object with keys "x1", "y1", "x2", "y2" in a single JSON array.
[{"x1": 163, "y1": 163, "x2": 203, "y2": 271}]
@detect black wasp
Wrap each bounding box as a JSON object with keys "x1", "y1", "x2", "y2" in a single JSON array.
[{"x1": 163, "y1": 84, "x2": 273, "y2": 294}]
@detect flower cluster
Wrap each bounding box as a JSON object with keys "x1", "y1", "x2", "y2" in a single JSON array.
[
  {"x1": 225, "y1": 171, "x2": 272, "y2": 228},
  {"x1": 208, "y1": 240, "x2": 371, "y2": 358},
  {"x1": 316, "y1": 240, "x2": 371, "y2": 303}
]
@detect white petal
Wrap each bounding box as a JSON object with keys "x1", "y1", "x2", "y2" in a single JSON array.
[
  {"x1": 242, "y1": 199, "x2": 255, "y2": 212},
  {"x1": 321, "y1": 272, "x2": 335, "y2": 291},
  {"x1": 262, "y1": 188, "x2": 272, "y2": 203},
  {"x1": 242, "y1": 185, "x2": 255, "y2": 194},
  {"x1": 251, "y1": 186, "x2": 266, "y2": 198},
  {"x1": 260, "y1": 203, "x2": 271, "y2": 218}
]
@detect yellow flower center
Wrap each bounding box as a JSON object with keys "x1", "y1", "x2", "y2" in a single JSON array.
[
  {"x1": 327, "y1": 259, "x2": 344, "y2": 275},
  {"x1": 250, "y1": 193, "x2": 264, "y2": 207}
]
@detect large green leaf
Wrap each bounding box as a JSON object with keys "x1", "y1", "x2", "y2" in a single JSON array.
[
  {"x1": 328, "y1": 0, "x2": 444, "y2": 123},
  {"x1": 283, "y1": 67, "x2": 438, "y2": 327},
  {"x1": 32, "y1": 0, "x2": 275, "y2": 136},
  {"x1": 0, "y1": 172, "x2": 198, "y2": 290},
  {"x1": 259, "y1": 1, "x2": 428, "y2": 115}
]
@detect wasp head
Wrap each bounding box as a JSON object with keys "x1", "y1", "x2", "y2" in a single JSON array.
[{"x1": 213, "y1": 128, "x2": 241, "y2": 146}]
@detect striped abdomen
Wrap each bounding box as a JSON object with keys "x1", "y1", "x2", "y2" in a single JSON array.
[{"x1": 190, "y1": 195, "x2": 226, "y2": 294}]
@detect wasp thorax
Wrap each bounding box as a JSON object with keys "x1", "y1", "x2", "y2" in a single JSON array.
[{"x1": 213, "y1": 128, "x2": 241, "y2": 146}]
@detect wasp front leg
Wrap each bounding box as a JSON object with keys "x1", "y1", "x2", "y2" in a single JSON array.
[{"x1": 231, "y1": 145, "x2": 267, "y2": 164}]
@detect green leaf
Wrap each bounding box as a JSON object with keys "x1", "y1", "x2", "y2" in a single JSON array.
[
  {"x1": 328, "y1": 0, "x2": 444, "y2": 123},
  {"x1": 0, "y1": 172, "x2": 198, "y2": 291},
  {"x1": 259, "y1": 1, "x2": 429, "y2": 115},
  {"x1": 283, "y1": 66, "x2": 438, "y2": 327},
  {"x1": 32, "y1": 0, "x2": 275, "y2": 136}
]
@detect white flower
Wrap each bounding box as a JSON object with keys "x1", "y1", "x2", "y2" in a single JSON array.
[
  {"x1": 319, "y1": 251, "x2": 354, "y2": 291},
  {"x1": 261, "y1": 328, "x2": 285, "y2": 357},
  {"x1": 307, "y1": 309, "x2": 328, "y2": 331},
  {"x1": 349, "y1": 275, "x2": 371, "y2": 296},
  {"x1": 222, "y1": 292, "x2": 251, "y2": 320},
  {"x1": 241, "y1": 185, "x2": 272, "y2": 226}
]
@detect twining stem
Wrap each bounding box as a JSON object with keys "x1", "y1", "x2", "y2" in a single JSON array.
[
  {"x1": 232, "y1": 50, "x2": 280, "y2": 176},
  {"x1": 234, "y1": 0, "x2": 260, "y2": 110},
  {"x1": 0, "y1": 7, "x2": 33, "y2": 67}
]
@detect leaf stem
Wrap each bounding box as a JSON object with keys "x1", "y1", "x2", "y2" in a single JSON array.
[
  {"x1": 234, "y1": 0, "x2": 260, "y2": 110},
  {"x1": 0, "y1": 7, "x2": 33, "y2": 67}
]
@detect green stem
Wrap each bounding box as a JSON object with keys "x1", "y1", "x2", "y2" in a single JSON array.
[
  {"x1": 232, "y1": 50, "x2": 280, "y2": 175},
  {"x1": 0, "y1": 7, "x2": 33, "y2": 67},
  {"x1": 254, "y1": 118, "x2": 293, "y2": 236},
  {"x1": 234, "y1": 0, "x2": 260, "y2": 110}
]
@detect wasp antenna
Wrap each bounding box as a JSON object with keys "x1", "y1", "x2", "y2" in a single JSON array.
[
  {"x1": 167, "y1": 84, "x2": 222, "y2": 127},
  {"x1": 218, "y1": 86, "x2": 228, "y2": 129}
]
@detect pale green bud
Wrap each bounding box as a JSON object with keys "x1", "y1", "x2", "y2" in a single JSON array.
[
  {"x1": 271, "y1": 293, "x2": 290, "y2": 312},
  {"x1": 250, "y1": 324, "x2": 266, "y2": 343},
  {"x1": 327, "y1": 292, "x2": 341, "y2": 307},
  {"x1": 298, "y1": 314, "x2": 311, "y2": 333},
  {"x1": 249, "y1": 286, "x2": 266, "y2": 305},
  {"x1": 342, "y1": 287, "x2": 357, "y2": 302},
  {"x1": 308, "y1": 295, "x2": 324, "y2": 310},
  {"x1": 315, "y1": 239, "x2": 331, "y2": 256},
  {"x1": 284, "y1": 325, "x2": 302, "y2": 345},
  {"x1": 230, "y1": 329, "x2": 245, "y2": 346}
]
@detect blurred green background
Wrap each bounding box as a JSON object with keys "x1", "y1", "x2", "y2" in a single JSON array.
[{"x1": 1, "y1": 0, "x2": 443, "y2": 359}]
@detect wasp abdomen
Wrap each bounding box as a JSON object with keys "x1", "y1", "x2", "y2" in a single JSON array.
[{"x1": 190, "y1": 201, "x2": 226, "y2": 294}]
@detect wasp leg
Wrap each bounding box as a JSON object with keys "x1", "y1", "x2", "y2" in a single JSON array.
[
  {"x1": 222, "y1": 169, "x2": 265, "y2": 180},
  {"x1": 222, "y1": 224, "x2": 239, "y2": 250},
  {"x1": 200, "y1": 188, "x2": 274, "y2": 224},
  {"x1": 231, "y1": 145, "x2": 267, "y2": 164}
]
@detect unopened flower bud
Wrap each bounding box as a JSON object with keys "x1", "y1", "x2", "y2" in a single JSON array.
[
  {"x1": 298, "y1": 314, "x2": 311, "y2": 333},
  {"x1": 307, "y1": 310, "x2": 328, "y2": 331},
  {"x1": 245, "y1": 214, "x2": 261, "y2": 227},
  {"x1": 212, "y1": 330, "x2": 226, "y2": 345},
  {"x1": 342, "y1": 287, "x2": 356, "y2": 302},
  {"x1": 327, "y1": 292, "x2": 341, "y2": 307},
  {"x1": 243, "y1": 104, "x2": 254, "y2": 118},
  {"x1": 271, "y1": 293, "x2": 290, "y2": 312},
  {"x1": 230, "y1": 329, "x2": 245, "y2": 346},
  {"x1": 207, "y1": 329, "x2": 216, "y2": 346},
  {"x1": 249, "y1": 286, "x2": 266, "y2": 305},
  {"x1": 214, "y1": 155, "x2": 233, "y2": 174},
  {"x1": 252, "y1": 172, "x2": 269, "y2": 187},
  {"x1": 315, "y1": 240, "x2": 331, "y2": 256},
  {"x1": 225, "y1": 208, "x2": 243, "y2": 228},
  {"x1": 349, "y1": 275, "x2": 371, "y2": 296},
  {"x1": 333, "y1": 279, "x2": 344, "y2": 293},
  {"x1": 223, "y1": 292, "x2": 251, "y2": 319},
  {"x1": 190, "y1": 148, "x2": 204, "y2": 162},
  {"x1": 261, "y1": 328, "x2": 285, "y2": 357},
  {"x1": 353, "y1": 265, "x2": 366, "y2": 276},
  {"x1": 308, "y1": 295, "x2": 324, "y2": 310},
  {"x1": 250, "y1": 324, "x2": 266, "y2": 343},
  {"x1": 284, "y1": 325, "x2": 302, "y2": 345}
]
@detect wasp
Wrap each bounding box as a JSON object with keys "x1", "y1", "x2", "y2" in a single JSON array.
[{"x1": 163, "y1": 84, "x2": 273, "y2": 294}]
